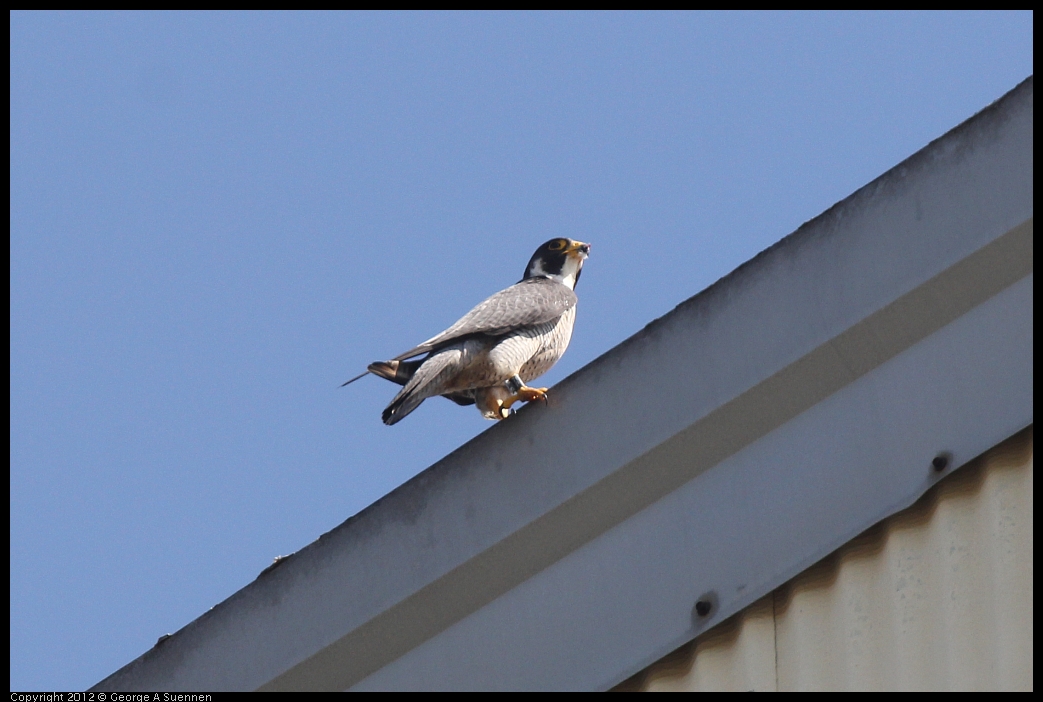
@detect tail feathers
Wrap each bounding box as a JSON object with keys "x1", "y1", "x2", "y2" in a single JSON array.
[
  {"x1": 368, "y1": 359, "x2": 422, "y2": 386},
  {"x1": 342, "y1": 358, "x2": 421, "y2": 388},
  {"x1": 380, "y1": 349, "x2": 462, "y2": 425}
]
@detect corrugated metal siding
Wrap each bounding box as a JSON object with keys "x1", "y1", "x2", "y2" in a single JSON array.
[{"x1": 615, "y1": 426, "x2": 1033, "y2": 692}]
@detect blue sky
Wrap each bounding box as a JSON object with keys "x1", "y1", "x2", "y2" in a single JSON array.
[{"x1": 10, "y1": 11, "x2": 1032, "y2": 691}]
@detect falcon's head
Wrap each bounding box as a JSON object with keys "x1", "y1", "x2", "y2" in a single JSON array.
[{"x1": 523, "y1": 238, "x2": 591, "y2": 290}]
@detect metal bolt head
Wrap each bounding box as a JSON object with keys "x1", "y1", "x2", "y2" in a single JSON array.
[{"x1": 692, "y1": 590, "x2": 718, "y2": 624}]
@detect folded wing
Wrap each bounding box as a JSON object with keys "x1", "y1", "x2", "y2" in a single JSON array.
[{"x1": 391, "y1": 277, "x2": 577, "y2": 361}]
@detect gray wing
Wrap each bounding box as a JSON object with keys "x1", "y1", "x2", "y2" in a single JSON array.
[{"x1": 392, "y1": 277, "x2": 577, "y2": 361}]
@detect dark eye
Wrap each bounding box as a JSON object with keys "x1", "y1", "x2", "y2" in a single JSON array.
[{"x1": 549, "y1": 239, "x2": 567, "y2": 251}]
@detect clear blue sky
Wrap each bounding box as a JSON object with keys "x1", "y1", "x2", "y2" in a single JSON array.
[{"x1": 10, "y1": 11, "x2": 1032, "y2": 691}]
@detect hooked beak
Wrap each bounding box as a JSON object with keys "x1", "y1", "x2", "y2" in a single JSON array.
[{"x1": 565, "y1": 240, "x2": 591, "y2": 259}]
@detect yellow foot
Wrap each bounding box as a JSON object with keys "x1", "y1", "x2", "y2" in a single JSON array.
[
  {"x1": 519, "y1": 386, "x2": 549, "y2": 403},
  {"x1": 501, "y1": 386, "x2": 549, "y2": 411}
]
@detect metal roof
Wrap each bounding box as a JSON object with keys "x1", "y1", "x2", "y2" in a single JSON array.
[
  {"x1": 619, "y1": 427, "x2": 1033, "y2": 691},
  {"x1": 94, "y1": 76, "x2": 1033, "y2": 692}
]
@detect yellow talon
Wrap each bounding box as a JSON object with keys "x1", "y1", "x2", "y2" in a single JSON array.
[
  {"x1": 519, "y1": 386, "x2": 549, "y2": 403},
  {"x1": 476, "y1": 383, "x2": 549, "y2": 419},
  {"x1": 501, "y1": 386, "x2": 549, "y2": 411}
]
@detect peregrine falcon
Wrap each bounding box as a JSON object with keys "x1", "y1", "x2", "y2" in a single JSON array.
[{"x1": 343, "y1": 238, "x2": 590, "y2": 425}]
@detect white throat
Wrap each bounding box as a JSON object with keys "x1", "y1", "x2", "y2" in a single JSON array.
[{"x1": 529, "y1": 254, "x2": 585, "y2": 290}]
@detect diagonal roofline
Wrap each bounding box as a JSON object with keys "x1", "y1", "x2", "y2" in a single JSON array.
[{"x1": 95, "y1": 76, "x2": 1033, "y2": 692}]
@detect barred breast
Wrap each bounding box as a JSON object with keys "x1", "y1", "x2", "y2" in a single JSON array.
[{"x1": 519, "y1": 304, "x2": 576, "y2": 383}]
